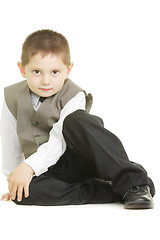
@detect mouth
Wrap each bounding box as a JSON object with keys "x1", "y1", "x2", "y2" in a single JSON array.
[{"x1": 39, "y1": 88, "x2": 53, "y2": 91}]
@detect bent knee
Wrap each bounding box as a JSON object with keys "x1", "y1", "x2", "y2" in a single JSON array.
[
  {"x1": 64, "y1": 110, "x2": 86, "y2": 122},
  {"x1": 63, "y1": 110, "x2": 104, "y2": 134},
  {"x1": 63, "y1": 110, "x2": 86, "y2": 131}
]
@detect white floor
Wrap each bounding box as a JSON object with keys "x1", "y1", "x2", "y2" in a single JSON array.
[{"x1": 0, "y1": 173, "x2": 159, "y2": 240}]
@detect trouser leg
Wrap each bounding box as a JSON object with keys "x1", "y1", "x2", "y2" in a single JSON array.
[
  {"x1": 13, "y1": 144, "x2": 121, "y2": 206},
  {"x1": 62, "y1": 110, "x2": 155, "y2": 196},
  {"x1": 13, "y1": 171, "x2": 121, "y2": 206}
]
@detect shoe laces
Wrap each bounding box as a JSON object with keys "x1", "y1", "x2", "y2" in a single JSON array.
[{"x1": 123, "y1": 185, "x2": 149, "y2": 199}]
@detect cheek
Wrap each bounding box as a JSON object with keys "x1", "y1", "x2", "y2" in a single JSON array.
[
  {"x1": 27, "y1": 78, "x2": 38, "y2": 89},
  {"x1": 54, "y1": 77, "x2": 65, "y2": 88},
  {"x1": 58, "y1": 79, "x2": 65, "y2": 89}
]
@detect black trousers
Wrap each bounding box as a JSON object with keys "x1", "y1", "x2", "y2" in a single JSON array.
[{"x1": 14, "y1": 110, "x2": 155, "y2": 206}]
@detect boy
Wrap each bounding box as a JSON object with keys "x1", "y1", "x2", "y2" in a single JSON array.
[{"x1": 0, "y1": 29, "x2": 155, "y2": 209}]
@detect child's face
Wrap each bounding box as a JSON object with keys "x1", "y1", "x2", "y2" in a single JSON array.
[{"x1": 18, "y1": 53, "x2": 73, "y2": 97}]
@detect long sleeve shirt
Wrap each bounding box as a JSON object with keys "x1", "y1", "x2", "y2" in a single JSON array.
[{"x1": 0, "y1": 91, "x2": 86, "y2": 177}]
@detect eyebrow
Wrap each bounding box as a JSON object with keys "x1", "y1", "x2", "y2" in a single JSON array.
[{"x1": 31, "y1": 67, "x2": 62, "y2": 71}]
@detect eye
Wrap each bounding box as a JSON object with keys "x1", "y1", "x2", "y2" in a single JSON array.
[
  {"x1": 52, "y1": 70, "x2": 59, "y2": 76},
  {"x1": 33, "y1": 70, "x2": 40, "y2": 75}
]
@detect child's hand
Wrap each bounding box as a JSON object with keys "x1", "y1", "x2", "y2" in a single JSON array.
[
  {"x1": 7, "y1": 162, "x2": 34, "y2": 202},
  {"x1": 1, "y1": 193, "x2": 11, "y2": 201}
]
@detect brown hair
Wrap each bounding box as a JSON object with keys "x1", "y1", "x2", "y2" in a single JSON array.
[{"x1": 21, "y1": 29, "x2": 71, "y2": 67}]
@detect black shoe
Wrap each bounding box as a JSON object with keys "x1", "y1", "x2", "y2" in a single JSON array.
[{"x1": 123, "y1": 185, "x2": 154, "y2": 209}]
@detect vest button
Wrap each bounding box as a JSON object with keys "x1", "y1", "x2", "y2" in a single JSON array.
[{"x1": 33, "y1": 121, "x2": 39, "y2": 126}]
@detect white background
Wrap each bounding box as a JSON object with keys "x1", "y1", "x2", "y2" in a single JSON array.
[{"x1": 0, "y1": 0, "x2": 160, "y2": 239}]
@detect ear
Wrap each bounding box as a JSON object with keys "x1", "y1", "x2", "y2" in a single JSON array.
[
  {"x1": 17, "y1": 61, "x2": 26, "y2": 78},
  {"x1": 66, "y1": 62, "x2": 73, "y2": 78}
]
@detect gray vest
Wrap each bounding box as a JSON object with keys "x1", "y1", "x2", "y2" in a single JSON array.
[{"x1": 4, "y1": 78, "x2": 92, "y2": 159}]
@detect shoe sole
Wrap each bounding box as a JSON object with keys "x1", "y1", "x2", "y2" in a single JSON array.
[{"x1": 124, "y1": 202, "x2": 154, "y2": 209}]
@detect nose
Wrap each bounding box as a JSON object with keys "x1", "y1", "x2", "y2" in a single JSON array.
[{"x1": 41, "y1": 75, "x2": 50, "y2": 85}]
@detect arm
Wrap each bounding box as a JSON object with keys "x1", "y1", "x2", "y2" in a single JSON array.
[
  {"x1": 24, "y1": 91, "x2": 86, "y2": 176},
  {"x1": 0, "y1": 100, "x2": 25, "y2": 176},
  {"x1": 0, "y1": 100, "x2": 32, "y2": 201}
]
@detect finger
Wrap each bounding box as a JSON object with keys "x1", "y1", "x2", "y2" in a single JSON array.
[
  {"x1": 4, "y1": 193, "x2": 11, "y2": 201},
  {"x1": 10, "y1": 185, "x2": 18, "y2": 200},
  {"x1": 1, "y1": 193, "x2": 11, "y2": 201},
  {"x1": 8, "y1": 182, "x2": 13, "y2": 193},
  {"x1": 17, "y1": 186, "x2": 23, "y2": 202},
  {"x1": 1, "y1": 194, "x2": 5, "y2": 200},
  {"x1": 24, "y1": 185, "x2": 29, "y2": 198}
]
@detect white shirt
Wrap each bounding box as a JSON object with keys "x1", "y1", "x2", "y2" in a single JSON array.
[{"x1": 0, "y1": 91, "x2": 86, "y2": 177}]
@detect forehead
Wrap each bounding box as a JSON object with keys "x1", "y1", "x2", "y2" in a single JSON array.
[{"x1": 27, "y1": 53, "x2": 66, "y2": 69}]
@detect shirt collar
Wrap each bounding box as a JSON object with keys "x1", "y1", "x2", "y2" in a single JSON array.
[
  {"x1": 31, "y1": 92, "x2": 40, "y2": 105},
  {"x1": 30, "y1": 91, "x2": 41, "y2": 111}
]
